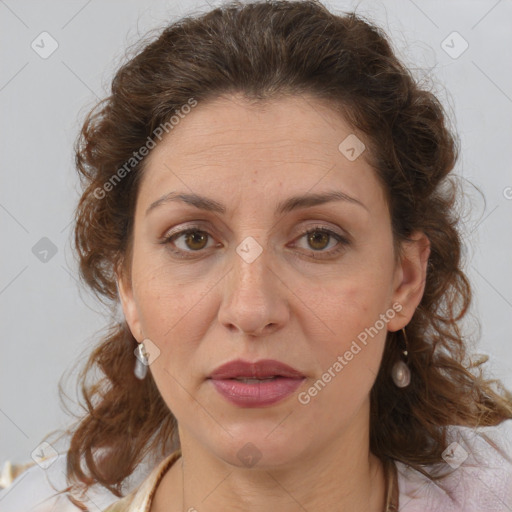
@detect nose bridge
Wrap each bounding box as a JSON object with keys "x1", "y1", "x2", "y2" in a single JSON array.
[{"x1": 233, "y1": 235, "x2": 270, "y2": 297}]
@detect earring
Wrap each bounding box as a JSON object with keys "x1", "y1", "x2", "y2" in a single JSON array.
[
  {"x1": 391, "y1": 328, "x2": 411, "y2": 388},
  {"x1": 134, "y1": 341, "x2": 149, "y2": 380}
]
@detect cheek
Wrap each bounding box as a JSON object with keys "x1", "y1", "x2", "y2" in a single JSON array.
[
  {"x1": 297, "y1": 282, "x2": 389, "y2": 422},
  {"x1": 298, "y1": 258, "x2": 394, "y2": 385},
  {"x1": 304, "y1": 265, "x2": 393, "y2": 337},
  {"x1": 133, "y1": 266, "x2": 208, "y2": 413},
  {"x1": 133, "y1": 259, "x2": 201, "y2": 334},
  {"x1": 131, "y1": 271, "x2": 205, "y2": 394}
]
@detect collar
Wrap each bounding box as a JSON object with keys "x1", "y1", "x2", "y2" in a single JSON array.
[{"x1": 104, "y1": 450, "x2": 181, "y2": 512}]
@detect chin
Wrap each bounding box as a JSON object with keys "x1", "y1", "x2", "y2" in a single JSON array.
[{"x1": 208, "y1": 424, "x2": 309, "y2": 470}]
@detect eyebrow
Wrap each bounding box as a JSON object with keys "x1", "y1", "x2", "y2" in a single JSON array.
[{"x1": 145, "y1": 190, "x2": 368, "y2": 217}]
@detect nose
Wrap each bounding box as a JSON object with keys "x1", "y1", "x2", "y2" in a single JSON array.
[{"x1": 217, "y1": 239, "x2": 289, "y2": 337}]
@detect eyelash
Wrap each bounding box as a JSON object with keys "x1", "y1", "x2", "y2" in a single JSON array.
[{"x1": 159, "y1": 224, "x2": 350, "y2": 260}]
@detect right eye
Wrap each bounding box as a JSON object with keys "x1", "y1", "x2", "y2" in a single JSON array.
[{"x1": 161, "y1": 226, "x2": 218, "y2": 257}]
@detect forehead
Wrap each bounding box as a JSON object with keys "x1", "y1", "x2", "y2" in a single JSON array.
[
  {"x1": 147, "y1": 93, "x2": 357, "y2": 162},
  {"x1": 136, "y1": 93, "x2": 385, "y2": 214}
]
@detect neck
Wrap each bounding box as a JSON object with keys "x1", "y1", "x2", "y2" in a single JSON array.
[{"x1": 152, "y1": 424, "x2": 387, "y2": 512}]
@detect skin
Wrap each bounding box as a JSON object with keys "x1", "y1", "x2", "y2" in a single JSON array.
[{"x1": 117, "y1": 93, "x2": 430, "y2": 512}]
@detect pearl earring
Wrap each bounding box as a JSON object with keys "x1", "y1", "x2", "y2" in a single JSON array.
[
  {"x1": 134, "y1": 341, "x2": 149, "y2": 380},
  {"x1": 391, "y1": 328, "x2": 411, "y2": 388}
]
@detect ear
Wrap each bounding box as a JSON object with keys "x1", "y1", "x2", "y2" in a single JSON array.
[
  {"x1": 115, "y1": 265, "x2": 143, "y2": 342},
  {"x1": 387, "y1": 231, "x2": 430, "y2": 332}
]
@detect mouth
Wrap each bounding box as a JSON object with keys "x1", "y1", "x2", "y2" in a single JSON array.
[{"x1": 208, "y1": 359, "x2": 306, "y2": 407}]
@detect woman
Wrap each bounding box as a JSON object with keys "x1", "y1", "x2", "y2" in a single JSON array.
[{"x1": 1, "y1": 1, "x2": 511, "y2": 511}]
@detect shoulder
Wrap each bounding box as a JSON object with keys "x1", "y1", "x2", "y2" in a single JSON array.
[
  {"x1": 0, "y1": 453, "x2": 119, "y2": 511},
  {"x1": 396, "y1": 419, "x2": 512, "y2": 512},
  {"x1": 103, "y1": 450, "x2": 182, "y2": 512},
  {"x1": 0, "y1": 448, "x2": 180, "y2": 512}
]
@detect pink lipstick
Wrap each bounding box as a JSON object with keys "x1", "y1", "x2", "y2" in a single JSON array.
[{"x1": 208, "y1": 359, "x2": 305, "y2": 407}]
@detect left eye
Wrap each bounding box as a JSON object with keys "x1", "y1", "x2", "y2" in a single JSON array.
[
  {"x1": 294, "y1": 227, "x2": 347, "y2": 254},
  {"x1": 161, "y1": 226, "x2": 348, "y2": 258}
]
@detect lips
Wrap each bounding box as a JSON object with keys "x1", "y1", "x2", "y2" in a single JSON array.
[
  {"x1": 208, "y1": 359, "x2": 305, "y2": 380},
  {"x1": 208, "y1": 359, "x2": 306, "y2": 407}
]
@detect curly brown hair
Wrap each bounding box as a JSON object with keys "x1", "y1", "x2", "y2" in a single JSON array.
[{"x1": 41, "y1": 0, "x2": 512, "y2": 508}]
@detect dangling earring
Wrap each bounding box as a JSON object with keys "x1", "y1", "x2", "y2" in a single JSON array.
[
  {"x1": 391, "y1": 328, "x2": 411, "y2": 388},
  {"x1": 134, "y1": 341, "x2": 149, "y2": 380}
]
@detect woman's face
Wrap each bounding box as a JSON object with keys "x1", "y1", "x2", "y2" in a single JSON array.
[{"x1": 118, "y1": 93, "x2": 429, "y2": 467}]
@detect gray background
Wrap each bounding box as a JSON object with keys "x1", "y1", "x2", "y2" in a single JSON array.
[{"x1": 1, "y1": 0, "x2": 511, "y2": 466}]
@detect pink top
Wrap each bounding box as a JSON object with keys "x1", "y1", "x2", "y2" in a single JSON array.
[{"x1": 1, "y1": 419, "x2": 511, "y2": 511}]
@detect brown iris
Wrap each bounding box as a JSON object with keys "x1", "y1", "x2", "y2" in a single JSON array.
[
  {"x1": 307, "y1": 230, "x2": 330, "y2": 251},
  {"x1": 184, "y1": 231, "x2": 209, "y2": 250}
]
